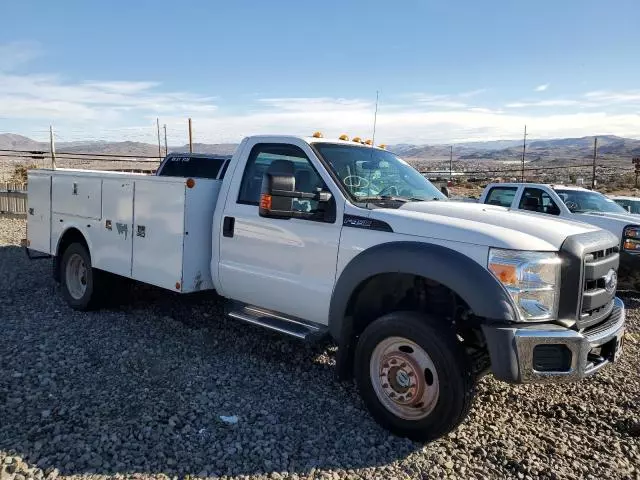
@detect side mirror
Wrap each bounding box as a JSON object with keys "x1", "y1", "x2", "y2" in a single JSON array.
[{"x1": 258, "y1": 172, "x2": 333, "y2": 220}]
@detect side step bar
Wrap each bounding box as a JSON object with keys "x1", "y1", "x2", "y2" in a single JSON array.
[{"x1": 226, "y1": 303, "x2": 328, "y2": 341}]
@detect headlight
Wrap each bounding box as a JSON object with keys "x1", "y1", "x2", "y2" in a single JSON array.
[
  {"x1": 623, "y1": 225, "x2": 640, "y2": 252},
  {"x1": 488, "y1": 249, "x2": 561, "y2": 321}
]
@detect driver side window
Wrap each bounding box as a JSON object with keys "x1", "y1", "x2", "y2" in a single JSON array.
[
  {"x1": 519, "y1": 188, "x2": 560, "y2": 215},
  {"x1": 237, "y1": 143, "x2": 327, "y2": 214}
]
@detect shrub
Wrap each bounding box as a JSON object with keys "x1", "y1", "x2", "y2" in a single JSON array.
[{"x1": 9, "y1": 163, "x2": 38, "y2": 184}]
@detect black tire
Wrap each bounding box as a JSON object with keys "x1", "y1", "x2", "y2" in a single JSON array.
[
  {"x1": 60, "y1": 242, "x2": 102, "y2": 310},
  {"x1": 354, "y1": 311, "x2": 476, "y2": 442}
]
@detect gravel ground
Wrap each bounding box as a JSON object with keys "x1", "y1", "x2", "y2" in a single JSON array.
[{"x1": 1, "y1": 215, "x2": 638, "y2": 480}]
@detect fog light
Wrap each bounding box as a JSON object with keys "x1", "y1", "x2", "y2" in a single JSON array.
[{"x1": 533, "y1": 344, "x2": 572, "y2": 372}]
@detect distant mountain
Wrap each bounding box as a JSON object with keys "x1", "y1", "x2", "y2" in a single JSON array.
[
  {"x1": 0, "y1": 134, "x2": 238, "y2": 158},
  {"x1": 0, "y1": 134, "x2": 47, "y2": 151},
  {"x1": 2, "y1": 133, "x2": 639, "y2": 162},
  {"x1": 176, "y1": 143, "x2": 238, "y2": 155},
  {"x1": 455, "y1": 135, "x2": 640, "y2": 162},
  {"x1": 389, "y1": 139, "x2": 525, "y2": 158}
]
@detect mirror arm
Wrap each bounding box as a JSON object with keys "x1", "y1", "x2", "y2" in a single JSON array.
[{"x1": 270, "y1": 189, "x2": 332, "y2": 202}]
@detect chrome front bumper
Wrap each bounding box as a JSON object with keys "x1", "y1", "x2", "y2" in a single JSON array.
[{"x1": 483, "y1": 297, "x2": 626, "y2": 383}]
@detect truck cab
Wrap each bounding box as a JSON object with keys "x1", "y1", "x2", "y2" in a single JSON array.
[
  {"x1": 479, "y1": 182, "x2": 640, "y2": 290},
  {"x1": 26, "y1": 135, "x2": 627, "y2": 442},
  {"x1": 609, "y1": 195, "x2": 640, "y2": 215}
]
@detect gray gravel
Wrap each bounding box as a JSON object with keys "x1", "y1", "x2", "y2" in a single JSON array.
[{"x1": 1, "y1": 215, "x2": 639, "y2": 480}]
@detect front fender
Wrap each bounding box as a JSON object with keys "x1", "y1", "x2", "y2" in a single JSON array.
[{"x1": 328, "y1": 241, "x2": 517, "y2": 341}]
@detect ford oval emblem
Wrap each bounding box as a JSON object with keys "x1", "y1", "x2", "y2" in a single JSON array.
[{"x1": 604, "y1": 269, "x2": 618, "y2": 294}]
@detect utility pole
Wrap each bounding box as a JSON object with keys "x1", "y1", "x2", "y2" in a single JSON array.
[
  {"x1": 156, "y1": 118, "x2": 162, "y2": 159},
  {"x1": 163, "y1": 124, "x2": 168, "y2": 156},
  {"x1": 521, "y1": 125, "x2": 527, "y2": 182},
  {"x1": 188, "y1": 118, "x2": 193, "y2": 153},
  {"x1": 591, "y1": 137, "x2": 598, "y2": 190},
  {"x1": 49, "y1": 125, "x2": 56, "y2": 170},
  {"x1": 449, "y1": 145, "x2": 453, "y2": 181}
]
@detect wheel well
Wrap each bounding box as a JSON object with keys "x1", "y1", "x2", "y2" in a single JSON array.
[
  {"x1": 54, "y1": 228, "x2": 89, "y2": 282},
  {"x1": 346, "y1": 273, "x2": 470, "y2": 337},
  {"x1": 338, "y1": 273, "x2": 488, "y2": 380}
]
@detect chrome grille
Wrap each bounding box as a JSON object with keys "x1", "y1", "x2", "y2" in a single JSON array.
[{"x1": 579, "y1": 246, "x2": 619, "y2": 329}]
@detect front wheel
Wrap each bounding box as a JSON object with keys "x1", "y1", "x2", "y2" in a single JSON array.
[{"x1": 354, "y1": 312, "x2": 476, "y2": 442}]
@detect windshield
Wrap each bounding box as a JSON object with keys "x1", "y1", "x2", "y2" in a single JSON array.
[
  {"x1": 314, "y1": 143, "x2": 447, "y2": 206},
  {"x1": 554, "y1": 189, "x2": 629, "y2": 214}
]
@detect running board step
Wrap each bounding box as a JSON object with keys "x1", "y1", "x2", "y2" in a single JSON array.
[{"x1": 226, "y1": 303, "x2": 328, "y2": 341}]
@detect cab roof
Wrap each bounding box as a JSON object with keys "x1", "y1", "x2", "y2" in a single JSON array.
[
  {"x1": 609, "y1": 195, "x2": 640, "y2": 201},
  {"x1": 486, "y1": 182, "x2": 589, "y2": 191}
]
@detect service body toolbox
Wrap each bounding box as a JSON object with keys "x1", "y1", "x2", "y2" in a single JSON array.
[{"x1": 27, "y1": 169, "x2": 222, "y2": 292}]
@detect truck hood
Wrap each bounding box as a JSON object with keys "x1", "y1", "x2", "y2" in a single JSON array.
[
  {"x1": 370, "y1": 201, "x2": 601, "y2": 251},
  {"x1": 575, "y1": 211, "x2": 640, "y2": 237}
]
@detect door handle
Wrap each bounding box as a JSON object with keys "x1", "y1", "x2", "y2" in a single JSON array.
[{"x1": 223, "y1": 216, "x2": 235, "y2": 238}]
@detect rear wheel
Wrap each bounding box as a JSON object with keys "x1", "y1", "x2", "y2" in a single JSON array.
[
  {"x1": 354, "y1": 312, "x2": 476, "y2": 442},
  {"x1": 60, "y1": 242, "x2": 101, "y2": 310}
]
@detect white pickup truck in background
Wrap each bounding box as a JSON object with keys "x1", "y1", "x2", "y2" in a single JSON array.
[
  {"x1": 24, "y1": 134, "x2": 626, "y2": 441},
  {"x1": 478, "y1": 183, "x2": 640, "y2": 290}
]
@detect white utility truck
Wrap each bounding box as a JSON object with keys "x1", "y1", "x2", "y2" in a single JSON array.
[
  {"x1": 479, "y1": 183, "x2": 640, "y2": 290},
  {"x1": 25, "y1": 134, "x2": 626, "y2": 441}
]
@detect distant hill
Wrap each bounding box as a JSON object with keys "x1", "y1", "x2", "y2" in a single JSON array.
[
  {"x1": 453, "y1": 136, "x2": 640, "y2": 162},
  {"x1": 0, "y1": 134, "x2": 238, "y2": 158},
  {"x1": 2, "y1": 133, "x2": 639, "y2": 162},
  {"x1": 0, "y1": 134, "x2": 47, "y2": 151}
]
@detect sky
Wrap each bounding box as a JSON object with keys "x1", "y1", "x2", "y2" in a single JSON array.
[{"x1": 1, "y1": 0, "x2": 639, "y2": 145}]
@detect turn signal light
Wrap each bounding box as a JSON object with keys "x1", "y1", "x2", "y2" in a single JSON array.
[
  {"x1": 339, "y1": 134, "x2": 349, "y2": 141},
  {"x1": 312, "y1": 131, "x2": 323, "y2": 138},
  {"x1": 378, "y1": 144, "x2": 386, "y2": 149},
  {"x1": 624, "y1": 239, "x2": 640, "y2": 251},
  {"x1": 352, "y1": 136, "x2": 362, "y2": 143},
  {"x1": 488, "y1": 264, "x2": 518, "y2": 286},
  {"x1": 260, "y1": 193, "x2": 272, "y2": 210},
  {"x1": 364, "y1": 139, "x2": 372, "y2": 145}
]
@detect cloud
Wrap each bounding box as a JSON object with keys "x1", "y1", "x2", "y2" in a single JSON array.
[
  {"x1": 534, "y1": 83, "x2": 550, "y2": 92},
  {"x1": 584, "y1": 90, "x2": 640, "y2": 104},
  {"x1": 458, "y1": 89, "x2": 487, "y2": 98},
  {"x1": 0, "y1": 41, "x2": 42, "y2": 72},
  {"x1": 412, "y1": 94, "x2": 468, "y2": 109},
  {"x1": 505, "y1": 99, "x2": 581, "y2": 108},
  {"x1": 258, "y1": 97, "x2": 373, "y2": 112},
  {"x1": 0, "y1": 72, "x2": 218, "y2": 125},
  {"x1": 157, "y1": 99, "x2": 640, "y2": 145},
  {"x1": 1, "y1": 42, "x2": 639, "y2": 145}
]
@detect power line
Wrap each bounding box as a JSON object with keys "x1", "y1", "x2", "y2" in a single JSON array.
[{"x1": 0, "y1": 148, "x2": 161, "y2": 159}]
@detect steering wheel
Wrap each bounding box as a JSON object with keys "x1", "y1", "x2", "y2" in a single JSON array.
[
  {"x1": 376, "y1": 185, "x2": 400, "y2": 197},
  {"x1": 564, "y1": 200, "x2": 579, "y2": 212},
  {"x1": 343, "y1": 175, "x2": 370, "y2": 189}
]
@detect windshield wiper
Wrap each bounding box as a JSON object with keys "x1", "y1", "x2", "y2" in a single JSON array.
[{"x1": 357, "y1": 195, "x2": 427, "y2": 203}]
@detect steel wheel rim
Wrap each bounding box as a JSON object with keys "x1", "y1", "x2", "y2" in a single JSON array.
[
  {"x1": 370, "y1": 336, "x2": 440, "y2": 421},
  {"x1": 66, "y1": 253, "x2": 88, "y2": 300}
]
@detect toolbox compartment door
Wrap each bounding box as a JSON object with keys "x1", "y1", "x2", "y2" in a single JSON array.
[
  {"x1": 26, "y1": 173, "x2": 52, "y2": 254},
  {"x1": 131, "y1": 179, "x2": 186, "y2": 290}
]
